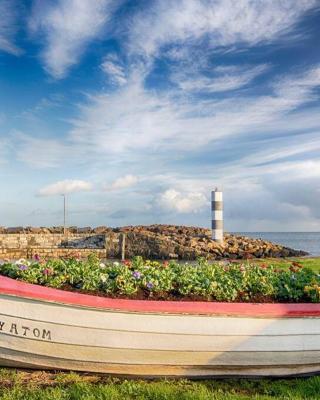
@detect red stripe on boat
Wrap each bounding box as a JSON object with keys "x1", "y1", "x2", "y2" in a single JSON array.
[{"x1": 0, "y1": 275, "x2": 320, "y2": 317}]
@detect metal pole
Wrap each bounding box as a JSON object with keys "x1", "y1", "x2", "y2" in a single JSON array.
[
  {"x1": 63, "y1": 194, "x2": 66, "y2": 235},
  {"x1": 211, "y1": 188, "x2": 223, "y2": 243},
  {"x1": 121, "y1": 233, "x2": 126, "y2": 261}
]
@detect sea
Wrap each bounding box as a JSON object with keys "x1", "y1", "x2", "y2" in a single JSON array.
[{"x1": 235, "y1": 232, "x2": 320, "y2": 256}]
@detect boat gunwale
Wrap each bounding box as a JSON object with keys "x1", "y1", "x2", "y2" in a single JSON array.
[{"x1": 1, "y1": 276, "x2": 320, "y2": 317}]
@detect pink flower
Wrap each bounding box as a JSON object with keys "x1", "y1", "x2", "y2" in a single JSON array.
[
  {"x1": 43, "y1": 268, "x2": 53, "y2": 276},
  {"x1": 122, "y1": 259, "x2": 131, "y2": 267}
]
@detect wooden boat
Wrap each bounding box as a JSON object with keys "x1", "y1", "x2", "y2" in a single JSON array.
[{"x1": 0, "y1": 275, "x2": 320, "y2": 377}]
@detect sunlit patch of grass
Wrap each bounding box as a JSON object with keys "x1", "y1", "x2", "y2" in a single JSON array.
[
  {"x1": 251, "y1": 257, "x2": 320, "y2": 272},
  {"x1": 0, "y1": 369, "x2": 320, "y2": 399}
]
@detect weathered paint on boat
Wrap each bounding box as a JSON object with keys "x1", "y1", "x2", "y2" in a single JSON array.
[{"x1": 0, "y1": 276, "x2": 320, "y2": 377}]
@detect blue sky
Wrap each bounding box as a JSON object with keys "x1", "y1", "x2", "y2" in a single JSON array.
[{"x1": 0, "y1": 0, "x2": 320, "y2": 231}]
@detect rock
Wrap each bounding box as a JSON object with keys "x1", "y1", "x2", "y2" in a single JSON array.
[
  {"x1": 25, "y1": 227, "x2": 42, "y2": 234},
  {"x1": 0, "y1": 224, "x2": 308, "y2": 260},
  {"x1": 93, "y1": 226, "x2": 109, "y2": 234},
  {"x1": 6, "y1": 227, "x2": 24, "y2": 233},
  {"x1": 77, "y1": 227, "x2": 92, "y2": 234},
  {"x1": 49, "y1": 226, "x2": 64, "y2": 233},
  {"x1": 168, "y1": 253, "x2": 179, "y2": 259}
]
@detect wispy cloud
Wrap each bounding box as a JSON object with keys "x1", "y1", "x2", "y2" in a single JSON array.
[
  {"x1": 128, "y1": 0, "x2": 317, "y2": 57},
  {"x1": 172, "y1": 64, "x2": 269, "y2": 93},
  {"x1": 29, "y1": 0, "x2": 117, "y2": 78},
  {"x1": 0, "y1": 138, "x2": 9, "y2": 164},
  {"x1": 68, "y1": 64, "x2": 320, "y2": 155},
  {"x1": 14, "y1": 133, "x2": 71, "y2": 168},
  {"x1": 0, "y1": 0, "x2": 22, "y2": 55},
  {"x1": 101, "y1": 54, "x2": 127, "y2": 86},
  {"x1": 39, "y1": 180, "x2": 92, "y2": 196}
]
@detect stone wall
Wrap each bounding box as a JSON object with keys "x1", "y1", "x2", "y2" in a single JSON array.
[
  {"x1": 0, "y1": 248, "x2": 107, "y2": 260},
  {"x1": 0, "y1": 233, "x2": 103, "y2": 249},
  {"x1": 0, "y1": 232, "x2": 123, "y2": 260}
]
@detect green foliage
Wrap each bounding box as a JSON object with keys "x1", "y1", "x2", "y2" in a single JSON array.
[{"x1": 0, "y1": 255, "x2": 319, "y2": 302}]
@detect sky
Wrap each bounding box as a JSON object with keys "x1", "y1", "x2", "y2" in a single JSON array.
[{"x1": 0, "y1": 0, "x2": 320, "y2": 231}]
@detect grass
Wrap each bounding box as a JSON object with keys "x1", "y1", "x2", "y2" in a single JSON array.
[
  {"x1": 0, "y1": 369, "x2": 320, "y2": 400},
  {"x1": 252, "y1": 257, "x2": 320, "y2": 272}
]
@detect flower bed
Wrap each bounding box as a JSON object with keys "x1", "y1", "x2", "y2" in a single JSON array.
[{"x1": 0, "y1": 255, "x2": 319, "y2": 303}]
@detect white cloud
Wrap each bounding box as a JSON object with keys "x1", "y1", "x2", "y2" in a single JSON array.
[
  {"x1": 101, "y1": 54, "x2": 127, "y2": 86},
  {"x1": 69, "y1": 78, "x2": 180, "y2": 153},
  {"x1": 173, "y1": 64, "x2": 269, "y2": 93},
  {"x1": 39, "y1": 180, "x2": 93, "y2": 196},
  {"x1": 128, "y1": 0, "x2": 317, "y2": 57},
  {"x1": 157, "y1": 189, "x2": 207, "y2": 213},
  {"x1": 68, "y1": 64, "x2": 320, "y2": 156},
  {"x1": 14, "y1": 133, "x2": 71, "y2": 168},
  {"x1": 0, "y1": 0, "x2": 21, "y2": 55},
  {"x1": 13, "y1": 64, "x2": 320, "y2": 184},
  {"x1": 106, "y1": 174, "x2": 139, "y2": 190},
  {"x1": 0, "y1": 138, "x2": 8, "y2": 164},
  {"x1": 29, "y1": 0, "x2": 116, "y2": 78}
]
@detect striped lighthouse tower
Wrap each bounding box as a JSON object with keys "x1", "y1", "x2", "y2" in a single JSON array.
[{"x1": 211, "y1": 188, "x2": 223, "y2": 243}]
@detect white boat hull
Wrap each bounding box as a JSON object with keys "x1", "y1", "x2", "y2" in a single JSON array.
[{"x1": 0, "y1": 276, "x2": 320, "y2": 377}]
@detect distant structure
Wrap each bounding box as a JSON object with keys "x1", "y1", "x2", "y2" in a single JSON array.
[{"x1": 211, "y1": 188, "x2": 223, "y2": 243}]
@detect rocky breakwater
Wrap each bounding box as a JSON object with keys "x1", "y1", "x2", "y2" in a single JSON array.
[
  {"x1": 0, "y1": 225, "x2": 308, "y2": 260},
  {"x1": 117, "y1": 225, "x2": 308, "y2": 260}
]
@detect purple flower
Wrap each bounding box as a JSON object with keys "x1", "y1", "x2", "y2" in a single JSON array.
[
  {"x1": 19, "y1": 265, "x2": 28, "y2": 271},
  {"x1": 132, "y1": 271, "x2": 142, "y2": 279},
  {"x1": 146, "y1": 282, "x2": 154, "y2": 289},
  {"x1": 34, "y1": 254, "x2": 40, "y2": 261}
]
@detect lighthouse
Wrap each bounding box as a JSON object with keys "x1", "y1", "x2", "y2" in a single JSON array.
[{"x1": 211, "y1": 188, "x2": 223, "y2": 243}]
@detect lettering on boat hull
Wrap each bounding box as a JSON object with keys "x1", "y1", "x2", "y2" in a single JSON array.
[{"x1": 0, "y1": 319, "x2": 51, "y2": 341}]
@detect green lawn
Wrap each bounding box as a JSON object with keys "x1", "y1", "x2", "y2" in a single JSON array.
[
  {"x1": 251, "y1": 257, "x2": 320, "y2": 272},
  {"x1": 0, "y1": 369, "x2": 320, "y2": 400}
]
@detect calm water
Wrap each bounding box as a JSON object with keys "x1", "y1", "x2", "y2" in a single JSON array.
[{"x1": 235, "y1": 232, "x2": 320, "y2": 256}]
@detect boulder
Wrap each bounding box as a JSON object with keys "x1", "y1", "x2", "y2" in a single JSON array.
[
  {"x1": 77, "y1": 227, "x2": 93, "y2": 234},
  {"x1": 6, "y1": 227, "x2": 24, "y2": 233},
  {"x1": 93, "y1": 226, "x2": 109, "y2": 234}
]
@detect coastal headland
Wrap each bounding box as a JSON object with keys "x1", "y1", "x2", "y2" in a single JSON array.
[{"x1": 0, "y1": 225, "x2": 307, "y2": 260}]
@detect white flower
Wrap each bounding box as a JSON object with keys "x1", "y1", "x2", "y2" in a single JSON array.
[
  {"x1": 15, "y1": 258, "x2": 26, "y2": 265},
  {"x1": 113, "y1": 261, "x2": 120, "y2": 266},
  {"x1": 99, "y1": 263, "x2": 106, "y2": 269},
  {"x1": 100, "y1": 274, "x2": 107, "y2": 283}
]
